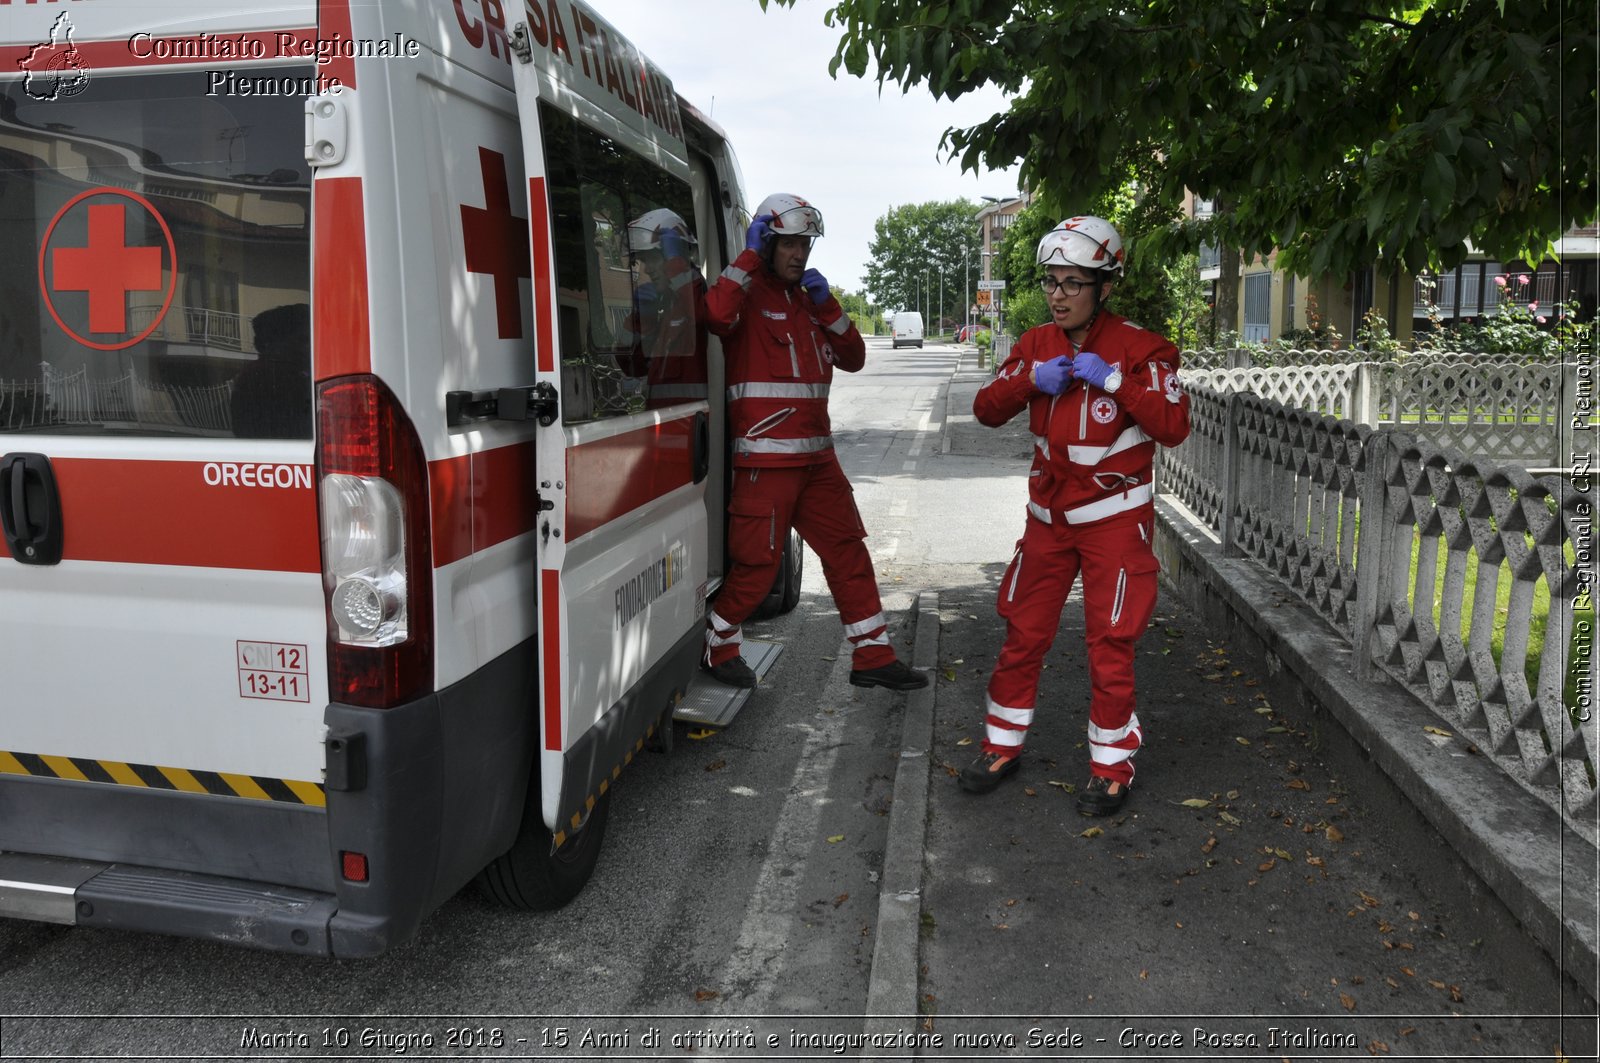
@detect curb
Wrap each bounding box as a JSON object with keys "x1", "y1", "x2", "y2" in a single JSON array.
[
  {"x1": 1152, "y1": 495, "x2": 1600, "y2": 993},
  {"x1": 940, "y1": 349, "x2": 993, "y2": 455},
  {"x1": 862, "y1": 590, "x2": 938, "y2": 1043}
]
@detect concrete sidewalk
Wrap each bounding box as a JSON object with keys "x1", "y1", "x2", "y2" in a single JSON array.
[{"x1": 864, "y1": 347, "x2": 1596, "y2": 1060}]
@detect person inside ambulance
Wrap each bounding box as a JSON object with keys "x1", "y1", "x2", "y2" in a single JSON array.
[
  {"x1": 959, "y1": 216, "x2": 1191, "y2": 815},
  {"x1": 700, "y1": 193, "x2": 928, "y2": 692},
  {"x1": 619, "y1": 207, "x2": 709, "y2": 409},
  {"x1": 230, "y1": 302, "x2": 312, "y2": 439}
]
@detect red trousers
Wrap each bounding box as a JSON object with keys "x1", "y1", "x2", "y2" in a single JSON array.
[
  {"x1": 984, "y1": 508, "x2": 1160, "y2": 785},
  {"x1": 706, "y1": 457, "x2": 897, "y2": 671}
]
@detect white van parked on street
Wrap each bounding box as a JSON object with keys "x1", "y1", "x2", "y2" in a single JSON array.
[{"x1": 891, "y1": 311, "x2": 924, "y2": 349}]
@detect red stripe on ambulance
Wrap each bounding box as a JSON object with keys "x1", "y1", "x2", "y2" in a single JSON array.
[
  {"x1": 564, "y1": 419, "x2": 696, "y2": 541},
  {"x1": 53, "y1": 459, "x2": 319, "y2": 572},
  {"x1": 0, "y1": 29, "x2": 318, "y2": 73},
  {"x1": 428, "y1": 442, "x2": 539, "y2": 568},
  {"x1": 316, "y1": 0, "x2": 358, "y2": 88},
  {"x1": 313, "y1": 177, "x2": 371, "y2": 379},
  {"x1": 541, "y1": 568, "x2": 563, "y2": 751},
  {"x1": 530, "y1": 177, "x2": 555, "y2": 375}
]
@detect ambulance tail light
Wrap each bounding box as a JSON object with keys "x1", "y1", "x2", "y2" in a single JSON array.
[{"x1": 316, "y1": 376, "x2": 434, "y2": 708}]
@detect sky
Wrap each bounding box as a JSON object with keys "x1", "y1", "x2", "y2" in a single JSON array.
[{"x1": 597, "y1": 0, "x2": 1021, "y2": 297}]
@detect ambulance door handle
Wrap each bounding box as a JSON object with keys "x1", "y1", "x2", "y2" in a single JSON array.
[
  {"x1": 0, "y1": 453, "x2": 64, "y2": 566},
  {"x1": 691, "y1": 411, "x2": 710, "y2": 485}
]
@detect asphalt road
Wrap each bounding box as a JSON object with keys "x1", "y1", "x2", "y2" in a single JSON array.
[
  {"x1": 0, "y1": 337, "x2": 965, "y2": 1059},
  {"x1": 3, "y1": 334, "x2": 1591, "y2": 1061}
]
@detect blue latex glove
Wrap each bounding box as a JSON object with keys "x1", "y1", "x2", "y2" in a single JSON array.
[
  {"x1": 660, "y1": 229, "x2": 689, "y2": 261},
  {"x1": 745, "y1": 212, "x2": 774, "y2": 253},
  {"x1": 1071, "y1": 351, "x2": 1122, "y2": 392},
  {"x1": 1031, "y1": 355, "x2": 1073, "y2": 395},
  {"x1": 800, "y1": 268, "x2": 830, "y2": 305}
]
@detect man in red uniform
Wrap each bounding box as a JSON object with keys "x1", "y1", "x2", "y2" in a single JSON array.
[
  {"x1": 960, "y1": 216, "x2": 1190, "y2": 814},
  {"x1": 619, "y1": 208, "x2": 709, "y2": 410},
  {"x1": 699, "y1": 192, "x2": 927, "y2": 693}
]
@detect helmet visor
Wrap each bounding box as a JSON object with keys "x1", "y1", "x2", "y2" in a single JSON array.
[{"x1": 770, "y1": 204, "x2": 824, "y2": 237}]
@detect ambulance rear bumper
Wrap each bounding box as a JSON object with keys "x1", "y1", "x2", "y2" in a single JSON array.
[{"x1": 0, "y1": 850, "x2": 339, "y2": 956}]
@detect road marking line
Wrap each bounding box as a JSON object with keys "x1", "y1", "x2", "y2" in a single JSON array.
[{"x1": 717, "y1": 654, "x2": 853, "y2": 1012}]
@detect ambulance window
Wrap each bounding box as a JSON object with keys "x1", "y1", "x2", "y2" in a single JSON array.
[
  {"x1": 0, "y1": 69, "x2": 312, "y2": 438},
  {"x1": 539, "y1": 103, "x2": 706, "y2": 420}
]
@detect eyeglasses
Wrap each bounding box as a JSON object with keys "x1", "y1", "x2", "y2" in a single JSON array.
[{"x1": 1040, "y1": 275, "x2": 1096, "y2": 296}]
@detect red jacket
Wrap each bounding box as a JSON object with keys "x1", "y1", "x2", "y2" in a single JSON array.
[
  {"x1": 975, "y1": 312, "x2": 1190, "y2": 526},
  {"x1": 704, "y1": 248, "x2": 865, "y2": 467},
  {"x1": 618, "y1": 255, "x2": 709, "y2": 408}
]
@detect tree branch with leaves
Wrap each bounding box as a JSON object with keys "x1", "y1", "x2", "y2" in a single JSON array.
[{"x1": 765, "y1": 0, "x2": 1596, "y2": 280}]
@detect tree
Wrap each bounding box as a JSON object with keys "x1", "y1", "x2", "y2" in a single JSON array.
[
  {"x1": 863, "y1": 199, "x2": 982, "y2": 328},
  {"x1": 995, "y1": 175, "x2": 1209, "y2": 343},
  {"x1": 836, "y1": 288, "x2": 885, "y2": 334},
  {"x1": 778, "y1": 0, "x2": 1596, "y2": 279}
]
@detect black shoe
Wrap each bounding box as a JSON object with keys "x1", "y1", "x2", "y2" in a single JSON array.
[
  {"x1": 701, "y1": 655, "x2": 757, "y2": 689},
  {"x1": 958, "y1": 750, "x2": 1021, "y2": 794},
  {"x1": 1076, "y1": 775, "x2": 1128, "y2": 816},
  {"x1": 849, "y1": 659, "x2": 930, "y2": 691}
]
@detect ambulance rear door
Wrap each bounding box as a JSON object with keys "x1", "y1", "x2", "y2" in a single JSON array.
[
  {"x1": 0, "y1": 5, "x2": 332, "y2": 891},
  {"x1": 506, "y1": 7, "x2": 713, "y2": 837}
]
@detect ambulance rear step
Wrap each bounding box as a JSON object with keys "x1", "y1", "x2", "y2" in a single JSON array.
[
  {"x1": 0, "y1": 851, "x2": 336, "y2": 955},
  {"x1": 673, "y1": 640, "x2": 782, "y2": 730}
]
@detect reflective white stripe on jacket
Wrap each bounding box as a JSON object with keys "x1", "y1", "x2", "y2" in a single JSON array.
[
  {"x1": 706, "y1": 247, "x2": 866, "y2": 467},
  {"x1": 974, "y1": 312, "x2": 1190, "y2": 526}
]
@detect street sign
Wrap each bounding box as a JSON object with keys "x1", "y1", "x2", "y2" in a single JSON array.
[
  {"x1": 977, "y1": 280, "x2": 1005, "y2": 291},
  {"x1": 976, "y1": 290, "x2": 991, "y2": 306}
]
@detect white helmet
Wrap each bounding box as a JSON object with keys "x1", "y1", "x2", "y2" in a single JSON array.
[
  {"x1": 754, "y1": 192, "x2": 825, "y2": 239},
  {"x1": 627, "y1": 207, "x2": 695, "y2": 256},
  {"x1": 1036, "y1": 215, "x2": 1124, "y2": 276}
]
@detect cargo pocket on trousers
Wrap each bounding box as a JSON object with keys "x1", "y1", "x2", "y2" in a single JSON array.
[
  {"x1": 995, "y1": 537, "x2": 1026, "y2": 622},
  {"x1": 1110, "y1": 552, "x2": 1161, "y2": 634},
  {"x1": 728, "y1": 492, "x2": 779, "y2": 566}
]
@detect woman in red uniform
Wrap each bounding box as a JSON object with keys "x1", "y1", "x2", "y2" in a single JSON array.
[
  {"x1": 960, "y1": 216, "x2": 1190, "y2": 814},
  {"x1": 698, "y1": 193, "x2": 927, "y2": 693}
]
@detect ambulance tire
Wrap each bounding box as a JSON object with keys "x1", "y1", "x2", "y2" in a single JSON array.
[
  {"x1": 751, "y1": 528, "x2": 803, "y2": 620},
  {"x1": 778, "y1": 528, "x2": 803, "y2": 613},
  {"x1": 646, "y1": 702, "x2": 676, "y2": 755},
  {"x1": 476, "y1": 786, "x2": 610, "y2": 910}
]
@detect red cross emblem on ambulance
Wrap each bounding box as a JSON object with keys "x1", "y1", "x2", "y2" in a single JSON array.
[
  {"x1": 460, "y1": 147, "x2": 531, "y2": 339},
  {"x1": 38, "y1": 188, "x2": 177, "y2": 351}
]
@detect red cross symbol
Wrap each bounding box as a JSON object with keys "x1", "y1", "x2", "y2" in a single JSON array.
[
  {"x1": 38, "y1": 188, "x2": 176, "y2": 352},
  {"x1": 460, "y1": 147, "x2": 531, "y2": 339},
  {"x1": 54, "y1": 204, "x2": 164, "y2": 332}
]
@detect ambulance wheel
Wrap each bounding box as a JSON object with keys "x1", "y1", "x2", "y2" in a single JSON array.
[
  {"x1": 476, "y1": 786, "x2": 610, "y2": 910},
  {"x1": 777, "y1": 528, "x2": 803, "y2": 614},
  {"x1": 646, "y1": 702, "x2": 676, "y2": 754},
  {"x1": 752, "y1": 528, "x2": 803, "y2": 620}
]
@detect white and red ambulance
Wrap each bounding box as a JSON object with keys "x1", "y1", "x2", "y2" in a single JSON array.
[{"x1": 0, "y1": 0, "x2": 794, "y2": 957}]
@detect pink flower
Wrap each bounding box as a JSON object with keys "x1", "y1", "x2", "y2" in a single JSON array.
[
  {"x1": 1494, "y1": 275, "x2": 1508, "y2": 288},
  {"x1": 1518, "y1": 273, "x2": 1531, "y2": 285},
  {"x1": 1529, "y1": 301, "x2": 1539, "y2": 311},
  {"x1": 1537, "y1": 315, "x2": 1548, "y2": 324}
]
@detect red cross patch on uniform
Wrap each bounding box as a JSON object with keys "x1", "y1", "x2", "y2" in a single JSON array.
[{"x1": 1164, "y1": 371, "x2": 1184, "y2": 403}]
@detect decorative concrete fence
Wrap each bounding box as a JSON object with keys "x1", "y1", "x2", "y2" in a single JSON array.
[
  {"x1": 1160, "y1": 384, "x2": 1596, "y2": 840},
  {"x1": 1180, "y1": 351, "x2": 1580, "y2": 469}
]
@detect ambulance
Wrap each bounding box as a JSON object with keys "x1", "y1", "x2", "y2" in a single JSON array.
[{"x1": 0, "y1": 0, "x2": 798, "y2": 956}]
